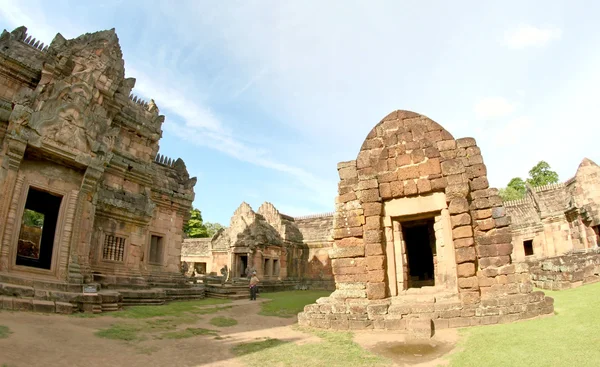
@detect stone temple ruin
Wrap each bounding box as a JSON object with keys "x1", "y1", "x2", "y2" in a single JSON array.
[
  {"x1": 505, "y1": 158, "x2": 600, "y2": 290},
  {"x1": 298, "y1": 110, "x2": 555, "y2": 336},
  {"x1": 0, "y1": 26, "x2": 202, "y2": 314},
  {"x1": 182, "y1": 202, "x2": 335, "y2": 298}
]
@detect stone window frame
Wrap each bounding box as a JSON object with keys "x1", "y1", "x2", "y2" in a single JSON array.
[
  {"x1": 99, "y1": 231, "x2": 130, "y2": 265},
  {"x1": 7, "y1": 177, "x2": 73, "y2": 279},
  {"x1": 146, "y1": 231, "x2": 167, "y2": 266},
  {"x1": 522, "y1": 238, "x2": 535, "y2": 257}
]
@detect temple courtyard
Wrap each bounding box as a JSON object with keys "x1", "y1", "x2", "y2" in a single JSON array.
[{"x1": 0, "y1": 285, "x2": 598, "y2": 367}]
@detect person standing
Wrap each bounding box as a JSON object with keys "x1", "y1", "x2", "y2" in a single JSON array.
[{"x1": 249, "y1": 271, "x2": 260, "y2": 301}]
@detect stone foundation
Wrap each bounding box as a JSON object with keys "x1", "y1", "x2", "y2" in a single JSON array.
[{"x1": 525, "y1": 248, "x2": 600, "y2": 290}]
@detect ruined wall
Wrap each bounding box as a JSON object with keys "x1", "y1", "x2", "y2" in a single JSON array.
[
  {"x1": 506, "y1": 159, "x2": 600, "y2": 263},
  {"x1": 298, "y1": 110, "x2": 553, "y2": 333},
  {"x1": 526, "y1": 249, "x2": 600, "y2": 290},
  {"x1": 295, "y1": 213, "x2": 334, "y2": 280}
]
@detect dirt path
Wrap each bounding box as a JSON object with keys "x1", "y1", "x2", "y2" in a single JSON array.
[{"x1": 0, "y1": 299, "x2": 457, "y2": 367}]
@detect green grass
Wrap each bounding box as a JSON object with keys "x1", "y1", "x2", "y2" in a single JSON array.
[
  {"x1": 111, "y1": 298, "x2": 231, "y2": 319},
  {"x1": 209, "y1": 316, "x2": 238, "y2": 327},
  {"x1": 259, "y1": 290, "x2": 331, "y2": 318},
  {"x1": 448, "y1": 282, "x2": 600, "y2": 367},
  {"x1": 157, "y1": 327, "x2": 219, "y2": 339},
  {"x1": 0, "y1": 326, "x2": 12, "y2": 339},
  {"x1": 95, "y1": 323, "x2": 143, "y2": 341},
  {"x1": 231, "y1": 331, "x2": 390, "y2": 367}
]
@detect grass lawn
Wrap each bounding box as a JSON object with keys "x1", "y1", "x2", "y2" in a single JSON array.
[
  {"x1": 232, "y1": 330, "x2": 391, "y2": 367},
  {"x1": 448, "y1": 282, "x2": 600, "y2": 366},
  {"x1": 259, "y1": 290, "x2": 331, "y2": 318},
  {"x1": 0, "y1": 325, "x2": 11, "y2": 338},
  {"x1": 209, "y1": 316, "x2": 238, "y2": 327}
]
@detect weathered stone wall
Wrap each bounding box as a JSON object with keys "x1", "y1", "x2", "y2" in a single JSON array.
[
  {"x1": 506, "y1": 159, "x2": 600, "y2": 262},
  {"x1": 298, "y1": 110, "x2": 554, "y2": 333},
  {"x1": 295, "y1": 213, "x2": 335, "y2": 280},
  {"x1": 0, "y1": 26, "x2": 196, "y2": 292},
  {"x1": 525, "y1": 249, "x2": 600, "y2": 290}
]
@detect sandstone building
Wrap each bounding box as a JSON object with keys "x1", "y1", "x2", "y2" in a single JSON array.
[
  {"x1": 506, "y1": 158, "x2": 600, "y2": 261},
  {"x1": 182, "y1": 202, "x2": 334, "y2": 288},
  {"x1": 298, "y1": 110, "x2": 554, "y2": 335},
  {"x1": 0, "y1": 26, "x2": 199, "y2": 313},
  {"x1": 505, "y1": 159, "x2": 600, "y2": 290}
]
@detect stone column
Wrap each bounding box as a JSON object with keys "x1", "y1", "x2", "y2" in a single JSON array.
[
  {"x1": 0, "y1": 138, "x2": 26, "y2": 271},
  {"x1": 68, "y1": 166, "x2": 103, "y2": 284}
]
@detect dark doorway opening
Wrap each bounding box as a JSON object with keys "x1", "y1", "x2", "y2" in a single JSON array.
[
  {"x1": 239, "y1": 255, "x2": 248, "y2": 277},
  {"x1": 16, "y1": 187, "x2": 62, "y2": 270},
  {"x1": 402, "y1": 218, "x2": 436, "y2": 288},
  {"x1": 523, "y1": 240, "x2": 534, "y2": 256},
  {"x1": 273, "y1": 259, "x2": 279, "y2": 276},
  {"x1": 149, "y1": 235, "x2": 164, "y2": 264}
]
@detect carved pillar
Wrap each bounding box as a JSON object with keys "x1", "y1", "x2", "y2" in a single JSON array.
[
  {"x1": 0, "y1": 138, "x2": 26, "y2": 271},
  {"x1": 68, "y1": 166, "x2": 103, "y2": 283}
]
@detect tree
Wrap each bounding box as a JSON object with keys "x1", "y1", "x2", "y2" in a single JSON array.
[
  {"x1": 498, "y1": 177, "x2": 526, "y2": 201},
  {"x1": 498, "y1": 161, "x2": 560, "y2": 201},
  {"x1": 183, "y1": 208, "x2": 209, "y2": 238},
  {"x1": 204, "y1": 222, "x2": 224, "y2": 237},
  {"x1": 183, "y1": 208, "x2": 226, "y2": 238},
  {"x1": 526, "y1": 161, "x2": 559, "y2": 187}
]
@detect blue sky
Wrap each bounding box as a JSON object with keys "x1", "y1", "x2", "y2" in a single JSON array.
[{"x1": 1, "y1": 1, "x2": 598, "y2": 225}]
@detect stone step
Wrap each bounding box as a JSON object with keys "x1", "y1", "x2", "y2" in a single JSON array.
[{"x1": 0, "y1": 296, "x2": 74, "y2": 314}]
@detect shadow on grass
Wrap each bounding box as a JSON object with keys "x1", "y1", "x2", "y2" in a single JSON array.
[
  {"x1": 209, "y1": 316, "x2": 238, "y2": 327},
  {"x1": 232, "y1": 338, "x2": 289, "y2": 356}
]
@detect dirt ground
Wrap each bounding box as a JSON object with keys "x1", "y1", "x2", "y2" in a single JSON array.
[{"x1": 0, "y1": 299, "x2": 458, "y2": 367}]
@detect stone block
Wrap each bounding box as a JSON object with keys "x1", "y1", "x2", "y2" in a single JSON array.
[
  {"x1": 448, "y1": 198, "x2": 469, "y2": 214},
  {"x1": 330, "y1": 245, "x2": 365, "y2": 259},
  {"x1": 467, "y1": 164, "x2": 487, "y2": 179},
  {"x1": 479, "y1": 256, "x2": 511, "y2": 268},
  {"x1": 33, "y1": 300, "x2": 56, "y2": 314},
  {"x1": 364, "y1": 216, "x2": 381, "y2": 230},
  {"x1": 349, "y1": 320, "x2": 373, "y2": 330},
  {"x1": 366, "y1": 255, "x2": 385, "y2": 271},
  {"x1": 330, "y1": 319, "x2": 350, "y2": 330},
  {"x1": 390, "y1": 181, "x2": 404, "y2": 197},
  {"x1": 459, "y1": 292, "x2": 480, "y2": 305},
  {"x1": 333, "y1": 227, "x2": 363, "y2": 239},
  {"x1": 379, "y1": 183, "x2": 392, "y2": 199},
  {"x1": 431, "y1": 177, "x2": 447, "y2": 190},
  {"x1": 365, "y1": 243, "x2": 384, "y2": 256},
  {"x1": 441, "y1": 159, "x2": 465, "y2": 175},
  {"x1": 453, "y1": 225, "x2": 473, "y2": 239},
  {"x1": 471, "y1": 197, "x2": 490, "y2": 210},
  {"x1": 358, "y1": 178, "x2": 379, "y2": 190},
  {"x1": 13, "y1": 298, "x2": 33, "y2": 312},
  {"x1": 424, "y1": 146, "x2": 441, "y2": 158},
  {"x1": 1, "y1": 297, "x2": 13, "y2": 310},
  {"x1": 455, "y1": 247, "x2": 476, "y2": 263},
  {"x1": 417, "y1": 179, "x2": 432, "y2": 194},
  {"x1": 454, "y1": 238, "x2": 474, "y2": 248},
  {"x1": 437, "y1": 140, "x2": 456, "y2": 151},
  {"x1": 433, "y1": 318, "x2": 449, "y2": 330},
  {"x1": 451, "y1": 213, "x2": 471, "y2": 228},
  {"x1": 367, "y1": 270, "x2": 385, "y2": 283},
  {"x1": 404, "y1": 180, "x2": 418, "y2": 195},
  {"x1": 385, "y1": 318, "x2": 406, "y2": 330},
  {"x1": 419, "y1": 158, "x2": 441, "y2": 176},
  {"x1": 495, "y1": 217, "x2": 511, "y2": 227},
  {"x1": 473, "y1": 208, "x2": 492, "y2": 220},
  {"x1": 411, "y1": 149, "x2": 425, "y2": 164},
  {"x1": 491, "y1": 206, "x2": 506, "y2": 219},
  {"x1": 363, "y1": 202, "x2": 383, "y2": 216},
  {"x1": 357, "y1": 188, "x2": 380, "y2": 203},
  {"x1": 367, "y1": 282, "x2": 386, "y2": 300},
  {"x1": 398, "y1": 166, "x2": 419, "y2": 180},
  {"x1": 339, "y1": 166, "x2": 358, "y2": 180},
  {"x1": 407, "y1": 319, "x2": 433, "y2": 339},
  {"x1": 456, "y1": 137, "x2": 476, "y2": 148},
  {"x1": 457, "y1": 262, "x2": 476, "y2": 277},
  {"x1": 396, "y1": 154, "x2": 411, "y2": 167},
  {"x1": 458, "y1": 276, "x2": 479, "y2": 290},
  {"x1": 470, "y1": 177, "x2": 489, "y2": 191}
]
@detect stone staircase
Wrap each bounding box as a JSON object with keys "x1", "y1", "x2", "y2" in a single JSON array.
[{"x1": 205, "y1": 279, "x2": 251, "y2": 300}]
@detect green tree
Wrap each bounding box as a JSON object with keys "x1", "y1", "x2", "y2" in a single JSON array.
[
  {"x1": 204, "y1": 222, "x2": 224, "y2": 237},
  {"x1": 183, "y1": 208, "x2": 209, "y2": 238},
  {"x1": 22, "y1": 209, "x2": 44, "y2": 227},
  {"x1": 526, "y1": 161, "x2": 559, "y2": 187}
]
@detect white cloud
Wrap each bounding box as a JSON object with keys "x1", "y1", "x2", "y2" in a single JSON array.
[
  {"x1": 492, "y1": 116, "x2": 534, "y2": 147},
  {"x1": 503, "y1": 24, "x2": 562, "y2": 49},
  {"x1": 473, "y1": 97, "x2": 515, "y2": 120}
]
